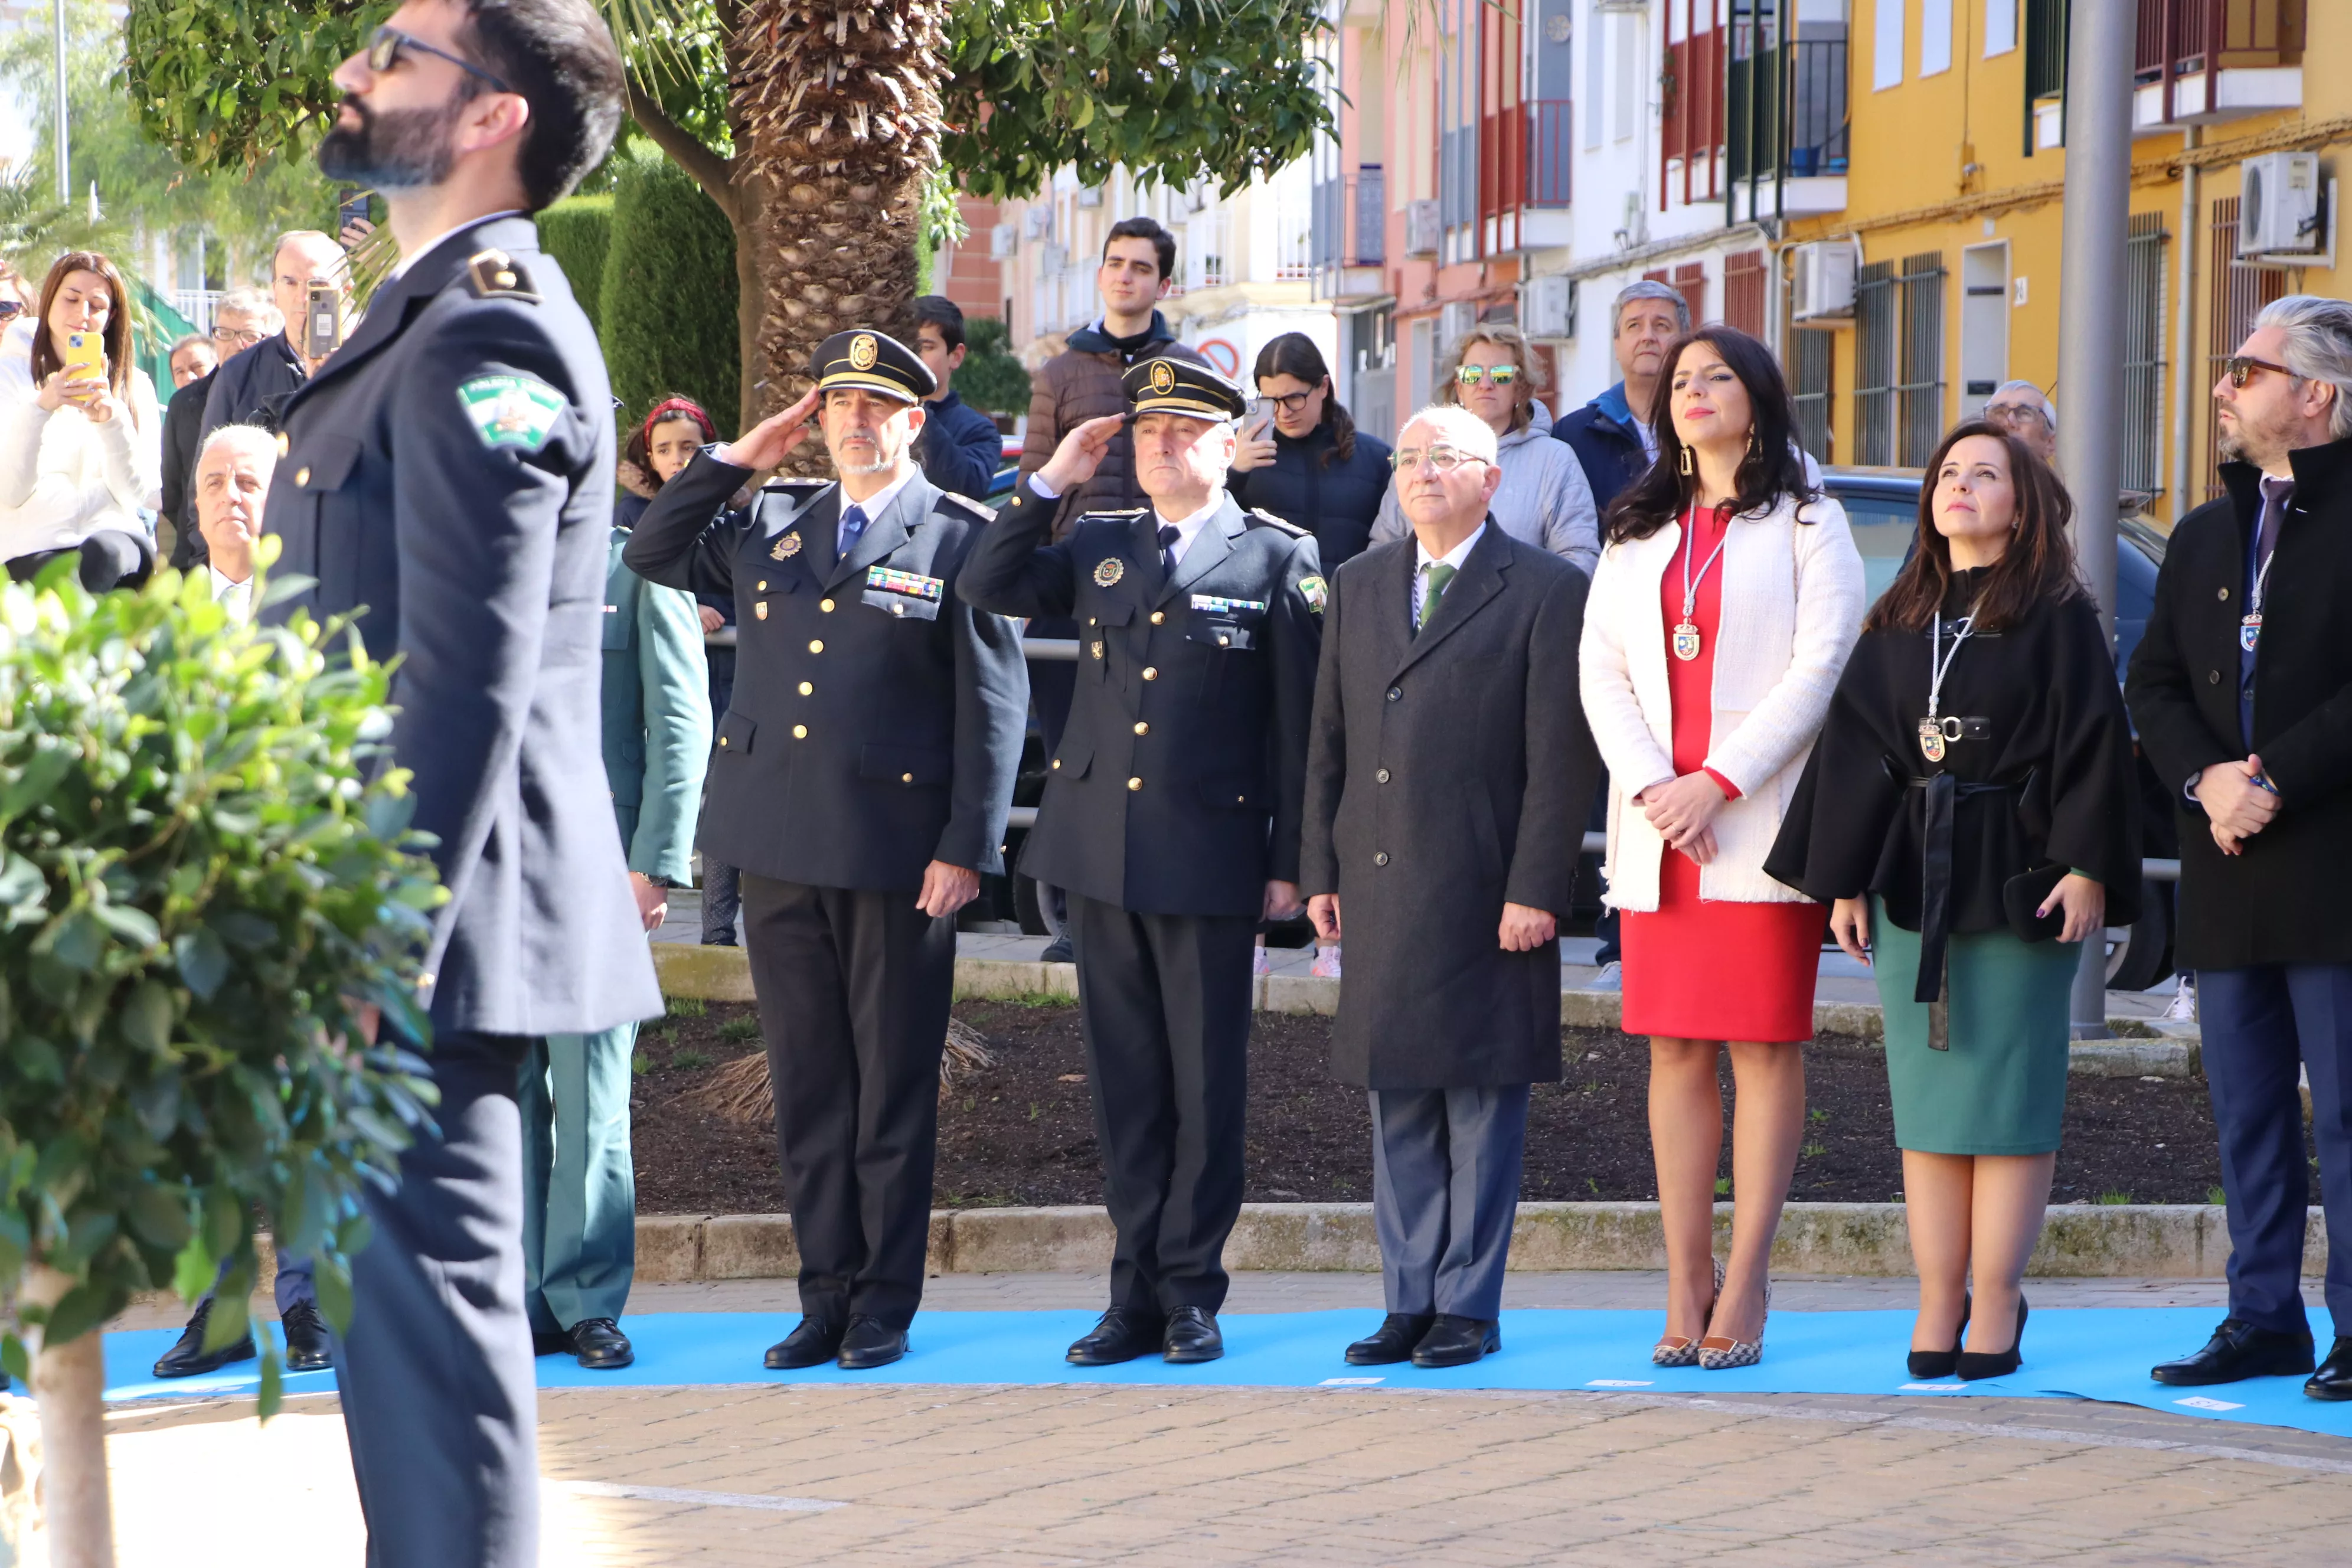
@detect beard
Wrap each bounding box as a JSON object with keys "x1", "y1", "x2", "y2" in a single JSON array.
[
  {"x1": 2215, "y1": 401, "x2": 2294, "y2": 467},
  {"x1": 316, "y1": 94, "x2": 466, "y2": 190}
]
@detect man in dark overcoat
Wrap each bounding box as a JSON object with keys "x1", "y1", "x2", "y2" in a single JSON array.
[
  {"x1": 625, "y1": 328, "x2": 1027, "y2": 1374},
  {"x1": 2126, "y1": 294, "x2": 2352, "y2": 1400},
  {"x1": 1302, "y1": 402, "x2": 1600, "y2": 1369},
  {"x1": 959, "y1": 356, "x2": 1324, "y2": 1366}
]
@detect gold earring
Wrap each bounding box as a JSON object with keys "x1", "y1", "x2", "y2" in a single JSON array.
[{"x1": 1677, "y1": 445, "x2": 1693, "y2": 476}]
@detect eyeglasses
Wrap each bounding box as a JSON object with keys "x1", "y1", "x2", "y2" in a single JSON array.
[
  {"x1": 0, "y1": 301, "x2": 20, "y2": 322},
  {"x1": 1453, "y1": 364, "x2": 1520, "y2": 388},
  {"x1": 1984, "y1": 400, "x2": 2052, "y2": 432},
  {"x1": 211, "y1": 324, "x2": 267, "y2": 348},
  {"x1": 1389, "y1": 445, "x2": 1485, "y2": 474},
  {"x1": 2223, "y1": 354, "x2": 2299, "y2": 389},
  {"x1": 1257, "y1": 389, "x2": 1317, "y2": 415},
  {"x1": 364, "y1": 25, "x2": 511, "y2": 93}
]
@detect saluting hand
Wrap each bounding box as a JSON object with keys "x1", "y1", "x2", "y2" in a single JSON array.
[
  {"x1": 729, "y1": 386, "x2": 822, "y2": 472},
  {"x1": 1036, "y1": 413, "x2": 1126, "y2": 495}
]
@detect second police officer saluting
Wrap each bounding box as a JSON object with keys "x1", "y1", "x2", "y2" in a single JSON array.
[
  {"x1": 959, "y1": 356, "x2": 1325, "y2": 1366},
  {"x1": 624, "y1": 329, "x2": 1027, "y2": 1374}
]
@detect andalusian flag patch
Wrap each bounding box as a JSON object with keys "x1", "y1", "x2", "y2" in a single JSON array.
[{"x1": 459, "y1": 374, "x2": 565, "y2": 452}]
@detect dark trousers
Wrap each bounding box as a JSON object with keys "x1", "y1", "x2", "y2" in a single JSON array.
[
  {"x1": 8, "y1": 528, "x2": 154, "y2": 592},
  {"x1": 1069, "y1": 895, "x2": 1255, "y2": 1316},
  {"x1": 701, "y1": 858, "x2": 741, "y2": 945},
  {"x1": 741, "y1": 873, "x2": 953, "y2": 1329},
  {"x1": 1368, "y1": 1084, "x2": 1531, "y2": 1322},
  {"x1": 2199, "y1": 964, "x2": 2352, "y2": 1336},
  {"x1": 334, "y1": 1035, "x2": 538, "y2": 1568},
  {"x1": 1030, "y1": 619, "x2": 1079, "y2": 932}
]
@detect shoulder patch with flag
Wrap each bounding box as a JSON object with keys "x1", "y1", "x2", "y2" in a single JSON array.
[
  {"x1": 458, "y1": 374, "x2": 566, "y2": 452},
  {"x1": 1298, "y1": 575, "x2": 1327, "y2": 613}
]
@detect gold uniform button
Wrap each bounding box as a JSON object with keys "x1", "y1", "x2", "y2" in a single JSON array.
[
  {"x1": 757, "y1": 579, "x2": 769, "y2": 592},
  {"x1": 821, "y1": 598, "x2": 835, "y2": 612},
  {"x1": 1217, "y1": 634, "x2": 1230, "y2": 646},
  {"x1": 1128, "y1": 776, "x2": 1144, "y2": 791},
  {"x1": 755, "y1": 603, "x2": 769, "y2": 619},
  {"x1": 718, "y1": 737, "x2": 729, "y2": 748},
  {"x1": 901, "y1": 772, "x2": 914, "y2": 783},
  {"x1": 1142, "y1": 666, "x2": 1158, "y2": 681},
  {"x1": 295, "y1": 466, "x2": 311, "y2": 486},
  {"x1": 1051, "y1": 759, "x2": 1061, "y2": 769},
  {"x1": 809, "y1": 639, "x2": 825, "y2": 654},
  {"x1": 798, "y1": 681, "x2": 813, "y2": 695},
  {"x1": 792, "y1": 724, "x2": 808, "y2": 739},
  {"x1": 1133, "y1": 721, "x2": 1149, "y2": 736},
  {"x1": 275, "y1": 432, "x2": 290, "y2": 457},
  {"x1": 1150, "y1": 611, "x2": 1165, "y2": 625}
]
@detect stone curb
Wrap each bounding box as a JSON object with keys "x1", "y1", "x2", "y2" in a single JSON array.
[
  {"x1": 628, "y1": 1201, "x2": 2325, "y2": 1285},
  {"x1": 653, "y1": 946, "x2": 2204, "y2": 1078}
]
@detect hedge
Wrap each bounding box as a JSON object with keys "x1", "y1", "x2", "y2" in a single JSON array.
[
  {"x1": 600, "y1": 153, "x2": 740, "y2": 436},
  {"x1": 537, "y1": 194, "x2": 613, "y2": 337}
]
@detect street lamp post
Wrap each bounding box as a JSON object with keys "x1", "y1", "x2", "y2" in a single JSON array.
[
  {"x1": 52, "y1": 0, "x2": 68, "y2": 205},
  {"x1": 2056, "y1": 0, "x2": 2135, "y2": 1039}
]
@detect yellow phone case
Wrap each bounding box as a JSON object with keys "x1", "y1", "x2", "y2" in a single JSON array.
[{"x1": 60, "y1": 332, "x2": 105, "y2": 381}]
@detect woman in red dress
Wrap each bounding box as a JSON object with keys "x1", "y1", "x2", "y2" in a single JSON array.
[{"x1": 1579, "y1": 328, "x2": 1865, "y2": 1368}]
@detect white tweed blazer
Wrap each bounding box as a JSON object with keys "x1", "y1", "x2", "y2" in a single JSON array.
[{"x1": 1578, "y1": 491, "x2": 1864, "y2": 910}]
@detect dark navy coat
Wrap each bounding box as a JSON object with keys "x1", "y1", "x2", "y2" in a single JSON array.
[
  {"x1": 200, "y1": 330, "x2": 308, "y2": 442},
  {"x1": 623, "y1": 451, "x2": 1027, "y2": 892},
  {"x1": 262, "y1": 214, "x2": 661, "y2": 1040},
  {"x1": 958, "y1": 473, "x2": 1324, "y2": 917},
  {"x1": 916, "y1": 388, "x2": 1003, "y2": 501}
]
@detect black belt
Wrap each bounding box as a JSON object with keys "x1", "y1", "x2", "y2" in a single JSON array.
[{"x1": 1903, "y1": 770, "x2": 2015, "y2": 1012}]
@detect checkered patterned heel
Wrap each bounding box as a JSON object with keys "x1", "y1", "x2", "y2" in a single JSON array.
[
  {"x1": 1697, "y1": 1278, "x2": 1769, "y2": 1371},
  {"x1": 1652, "y1": 1258, "x2": 1726, "y2": 1367}
]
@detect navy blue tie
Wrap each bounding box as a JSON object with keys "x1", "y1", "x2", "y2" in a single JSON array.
[
  {"x1": 838, "y1": 504, "x2": 869, "y2": 558},
  {"x1": 1158, "y1": 524, "x2": 1181, "y2": 578}
]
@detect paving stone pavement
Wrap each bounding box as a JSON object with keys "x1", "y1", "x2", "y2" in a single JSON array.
[{"x1": 97, "y1": 1272, "x2": 2352, "y2": 1566}]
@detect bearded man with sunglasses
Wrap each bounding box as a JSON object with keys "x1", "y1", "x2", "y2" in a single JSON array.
[
  {"x1": 2128, "y1": 295, "x2": 2352, "y2": 1403},
  {"x1": 257, "y1": 4, "x2": 650, "y2": 1562}
]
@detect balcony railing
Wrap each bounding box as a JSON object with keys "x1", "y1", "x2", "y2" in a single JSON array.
[
  {"x1": 2133, "y1": 0, "x2": 2303, "y2": 123},
  {"x1": 1311, "y1": 166, "x2": 1387, "y2": 271},
  {"x1": 1729, "y1": 34, "x2": 1848, "y2": 184}
]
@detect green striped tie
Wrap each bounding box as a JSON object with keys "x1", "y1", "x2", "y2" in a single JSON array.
[{"x1": 1417, "y1": 562, "x2": 1456, "y2": 634}]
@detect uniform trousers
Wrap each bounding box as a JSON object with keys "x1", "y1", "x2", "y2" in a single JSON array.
[
  {"x1": 2199, "y1": 963, "x2": 2352, "y2": 1337},
  {"x1": 741, "y1": 873, "x2": 954, "y2": 1329},
  {"x1": 1368, "y1": 1084, "x2": 1531, "y2": 1323},
  {"x1": 1069, "y1": 895, "x2": 1255, "y2": 1316},
  {"x1": 334, "y1": 1034, "x2": 538, "y2": 1568},
  {"x1": 520, "y1": 1023, "x2": 640, "y2": 1333}
]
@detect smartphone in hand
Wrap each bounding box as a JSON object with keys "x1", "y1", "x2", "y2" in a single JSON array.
[
  {"x1": 338, "y1": 189, "x2": 371, "y2": 235},
  {"x1": 60, "y1": 330, "x2": 105, "y2": 384},
  {"x1": 1244, "y1": 402, "x2": 1275, "y2": 442},
  {"x1": 303, "y1": 282, "x2": 344, "y2": 360}
]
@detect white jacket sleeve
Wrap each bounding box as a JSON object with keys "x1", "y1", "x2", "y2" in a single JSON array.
[
  {"x1": 0, "y1": 397, "x2": 48, "y2": 509},
  {"x1": 1577, "y1": 545, "x2": 1677, "y2": 792},
  {"x1": 1702, "y1": 500, "x2": 1866, "y2": 795}
]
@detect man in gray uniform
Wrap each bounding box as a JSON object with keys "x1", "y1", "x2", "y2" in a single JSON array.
[
  {"x1": 959, "y1": 357, "x2": 1324, "y2": 1366},
  {"x1": 625, "y1": 329, "x2": 1027, "y2": 1373},
  {"x1": 261, "y1": 4, "x2": 652, "y2": 1562}
]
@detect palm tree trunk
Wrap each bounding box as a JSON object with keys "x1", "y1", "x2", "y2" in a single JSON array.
[
  {"x1": 734, "y1": 0, "x2": 949, "y2": 472},
  {"x1": 24, "y1": 1264, "x2": 112, "y2": 1567}
]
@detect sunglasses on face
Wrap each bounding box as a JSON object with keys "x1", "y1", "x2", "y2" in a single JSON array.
[
  {"x1": 1389, "y1": 445, "x2": 1485, "y2": 474},
  {"x1": 1453, "y1": 364, "x2": 1519, "y2": 388},
  {"x1": 364, "y1": 25, "x2": 511, "y2": 93},
  {"x1": 0, "y1": 302, "x2": 19, "y2": 322},
  {"x1": 2223, "y1": 354, "x2": 2298, "y2": 389}
]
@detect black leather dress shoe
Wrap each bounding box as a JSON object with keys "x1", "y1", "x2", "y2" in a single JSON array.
[
  {"x1": 2150, "y1": 1318, "x2": 2315, "y2": 1386},
  {"x1": 836, "y1": 1315, "x2": 908, "y2": 1370},
  {"x1": 281, "y1": 1302, "x2": 334, "y2": 1372},
  {"x1": 763, "y1": 1316, "x2": 845, "y2": 1370},
  {"x1": 2305, "y1": 1337, "x2": 2352, "y2": 1401},
  {"x1": 1346, "y1": 1313, "x2": 1436, "y2": 1366},
  {"x1": 1410, "y1": 1315, "x2": 1500, "y2": 1368},
  {"x1": 152, "y1": 1301, "x2": 257, "y2": 1379},
  {"x1": 569, "y1": 1317, "x2": 635, "y2": 1370},
  {"x1": 1162, "y1": 1305, "x2": 1224, "y2": 1364},
  {"x1": 1066, "y1": 1308, "x2": 1165, "y2": 1366}
]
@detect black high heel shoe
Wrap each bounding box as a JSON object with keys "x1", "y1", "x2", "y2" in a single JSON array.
[
  {"x1": 1956, "y1": 1295, "x2": 2028, "y2": 1381},
  {"x1": 1906, "y1": 1293, "x2": 1971, "y2": 1380}
]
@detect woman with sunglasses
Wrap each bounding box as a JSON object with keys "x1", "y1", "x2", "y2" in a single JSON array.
[
  {"x1": 0, "y1": 250, "x2": 162, "y2": 590},
  {"x1": 1228, "y1": 333, "x2": 1393, "y2": 572},
  {"x1": 1580, "y1": 325, "x2": 1863, "y2": 1370},
  {"x1": 1371, "y1": 324, "x2": 1600, "y2": 576}
]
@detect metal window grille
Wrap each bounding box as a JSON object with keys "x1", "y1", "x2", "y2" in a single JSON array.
[
  {"x1": 1724, "y1": 249, "x2": 1767, "y2": 337},
  {"x1": 1854, "y1": 259, "x2": 1899, "y2": 466},
  {"x1": 2121, "y1": 211, "x2": 2169, "y2": 495},
  {"x1": 2023, "y1": 0, "x2": 2069, "y2": 155},
  {"x1": 1791, "y1": 326, "x2": 1834, "y2": 462},
  {"x1": 1896, "y1": 251, "x2": 1947, "y2": 469},
  {"x1": 1674, "y1": 260, "x2": 1709, "y2": 327},
  {"x1": 2205, "y1": 195, "x2": 2287, "y2": 501}
]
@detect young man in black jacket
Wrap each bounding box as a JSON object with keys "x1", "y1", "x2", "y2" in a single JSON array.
[{"x1": 911, "y1": 295, "x2": 1005, "y2": 499}]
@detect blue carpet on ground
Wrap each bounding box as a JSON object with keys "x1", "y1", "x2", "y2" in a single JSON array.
[{"x1": 99, "y1": 1305, "x2": 2352, "y2": 1440}]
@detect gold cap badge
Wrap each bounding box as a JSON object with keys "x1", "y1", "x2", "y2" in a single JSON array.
[
  {"x1": 849, "y1": 333, "x2": 879, "y2": 371},
  {"x1": 1149, "y1": 360, "x2": 1177, "y2": 396}
]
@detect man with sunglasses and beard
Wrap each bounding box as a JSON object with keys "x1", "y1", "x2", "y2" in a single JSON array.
[
  {"x1": 2128, "y1": 295, "x2": 2352, "y2": 1403},
  {"x1": 257, "y1": 4, "x2": 652, "y2": 1563}
]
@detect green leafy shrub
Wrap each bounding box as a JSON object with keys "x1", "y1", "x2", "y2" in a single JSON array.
[
  {"x1": 537, "y1": 194, "x2": 613, "y2": 338},
  {"x1": 601, "y1": 152, "x2": 738, "y2": 435},
  {"x1": 0, "y1": 560, "x2": 440, "y2": 1400},
  {"x1": 954, "y1": 316, "x2": 1031, "y2": 416}
]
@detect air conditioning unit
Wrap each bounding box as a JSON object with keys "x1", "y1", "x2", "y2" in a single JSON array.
[
  {"x1": 1522, "y1": 274, "x2": 1577, "y2": 339},
  {"x1": 1438, "y1": 300, "x2": 1479, "y2": 352},
  {"x1": 1023, "y1": 206, "x2": 1053, "y2": 241},
  {"x1": 2240, "y1": 152, "x2": 2324, "y2": 257},
  {"x1": 1076, "y1": 186, "x2": 1103, "y2": 208},
  {"x1": 1040, "y1": 240, "x2": 1068, "y2": 277},
  {"x1": 1404, "y1": 199, "x2": 1441, "y2": 257},
  {"x1": 988, "y1": 223, "x2": 1017, "y2": 261},
  {"x1": 1591, "y1": 0, "x2": 1647, "y2": 11},
  {"x1": 1791, "y1": 240, "x2": 1858, "y2": 321}
]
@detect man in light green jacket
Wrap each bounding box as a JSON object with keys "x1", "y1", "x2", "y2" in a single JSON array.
[{"x1": 521, "y1": 517, "x2": 711, "y2": 1370}]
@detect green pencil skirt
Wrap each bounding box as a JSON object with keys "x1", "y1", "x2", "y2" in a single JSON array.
[{"x1": 1868, "y1": 895, "x2": 2078, "y2": 1156}]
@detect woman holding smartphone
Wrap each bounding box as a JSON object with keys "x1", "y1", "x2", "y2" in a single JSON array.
[
  {"x1": 0, "y1": 251, "x2": 162, "y2": 589},
  {"x1": 1227, "y1": 333, "x2": 1393, "y2": 571}
]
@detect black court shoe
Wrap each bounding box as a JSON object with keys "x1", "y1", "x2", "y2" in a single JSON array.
[
  {"x1": 1411, "y1": 1315, "x2": 1500, "y2": 1368},
  {"x1": 281, "y1": 1302, "x2": 334, "y2": 1373},
  {"x1": 1067, "y1": 1308, "x2": 1165, "y2": 1366},
  {"x1": 2150, "y1": 1318, "x2": 2316, "y2": 1386},
  {"x1": 763, "y1": 1316, "x2": 845, "y2": 1370},
  {"x1": 1346, "y1": 1314, "x2": 1436, "y2": 1367},
  {"x1": 1906, "y1": 1293, "x2": 1971, "y2": 1381},
  {"x1": 1956, "y1": 1295, "x2": 2028, "y2": 1382},
  {"x1": 836, "y1": 1315, "x2": 907, "y2": 1370},
  {"x1": 152, "y1": 1300, "x2": 258, "y2": 1379},
  {"x1": 569, "y1": 1317, "x2": 635, "y2": 1371},
  {"x1": 1162, "y1": 1306, "x2": 1224, "y2": 1364}
]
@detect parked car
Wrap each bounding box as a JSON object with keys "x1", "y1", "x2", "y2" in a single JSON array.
[{"x1": 1820, "y1": 466, "x2": 2178, "y2": 991}]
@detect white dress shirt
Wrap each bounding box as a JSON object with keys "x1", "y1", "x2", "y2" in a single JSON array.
[
  {"x1": 210, "y1": 564, "x2": 252, "y2": 623},
  {"x1": 1412, "y1": 521, "x2": 1486, "y2": 625},
  {"x1": 1150, "y1": 493, "x2": 1223, "y2": 568}
]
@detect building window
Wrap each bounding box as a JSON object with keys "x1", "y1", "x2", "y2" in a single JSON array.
[
  {"x1": 2022, "y1": 0, "x2": 2067, "y2": 155},
  {"x1": 1872, "y1": 0, "x2": 1904, "y2": 90},
  {"x1": 1897, "y1": 251, "x2": 1948, "y2": 469},
  {"x1": 1792, "y1": 327, "x2": 1834, "y2": 463},
  {"x1": 1724, "y1": 249, "x2": 1766, "y2": 338},
  {"x1": 1985, "y1": 0, "x2": 2017, "y2": 56},
  {"x1": 1661, "y1": 1, "x2": 1726, "y2": 208},
  {"x1": 1856, "y1": 259, "x2": 1899, "y2": 466},
  {"x1": 2206, "y1": 195, "x2": 2287, "y2": 501},
  {"x1": 2121, "y1": 211, "x2": 2168, "y2": 496},
  {"x1": 1920, "y1": 0, "x2": 1954, "y2": 77}
]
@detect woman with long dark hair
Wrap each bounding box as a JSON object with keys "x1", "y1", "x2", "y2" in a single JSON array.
[
  {"x1": 0, "y1": 251, "x2": 162, "y2": 588},
  {"x1": 1228, "y1": 332, "x2": 1393, "y2": 571},
  {"x1": 1767, "y1": 421, "x2": 2139, "y2": 1380},
  {"x1": 1580, "y1": 326, "x2": 1864, "y2": 1370}
]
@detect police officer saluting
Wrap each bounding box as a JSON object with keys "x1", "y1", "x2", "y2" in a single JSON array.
[
  {"x1": 959, "y1": 356, "x2": 1324, "y2": 1365},
  {"x1": 624, "y1": 328, "x2": 1026, "y2": 1372}
]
